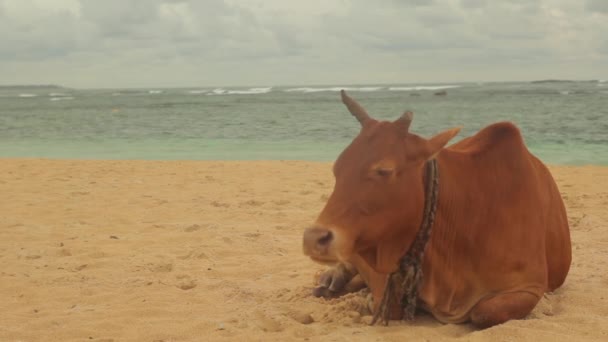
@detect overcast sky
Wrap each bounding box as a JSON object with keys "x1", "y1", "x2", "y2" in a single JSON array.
[{"x1": 0, "y1": 0, "x2": 606, "y2": 88}]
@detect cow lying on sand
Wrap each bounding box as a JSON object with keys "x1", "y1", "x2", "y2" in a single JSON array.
[{"x1": 303, "y1": 91, "x2": 571, "y2": 328}]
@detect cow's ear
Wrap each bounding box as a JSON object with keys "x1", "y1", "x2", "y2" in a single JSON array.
[{"x1": 425, "y1": 127, "x2": 461, "y2": 160}]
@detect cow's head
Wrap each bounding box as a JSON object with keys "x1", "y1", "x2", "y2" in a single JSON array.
[{"x1": 303, "y1": 90, "x2": 460, "y2": 273}]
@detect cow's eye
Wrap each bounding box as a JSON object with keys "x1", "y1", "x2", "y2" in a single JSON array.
[{"x1": 375, "y1": 168, "x2": 394, "y2": 177}]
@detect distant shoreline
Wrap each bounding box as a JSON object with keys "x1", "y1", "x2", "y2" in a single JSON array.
[
  {"x1": 0, "y1": 84, "x2": 65, "y2": 89},
  {"x1": 530, "y1": 79, "x2": 599, "y2": 84}
]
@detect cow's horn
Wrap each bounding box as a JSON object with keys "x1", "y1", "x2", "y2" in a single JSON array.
[
  {"x1": 395, "y1": 111, "x2": 413, "y2": 134},
  {"x1": 341, "y1": 90, "x2": 370, "y2": 125}
]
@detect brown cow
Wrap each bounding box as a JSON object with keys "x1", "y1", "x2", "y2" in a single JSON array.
[{"x1": 302, "y1": 90, "x2": 571, "y2": 328}]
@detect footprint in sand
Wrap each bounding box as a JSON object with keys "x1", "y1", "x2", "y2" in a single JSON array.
[
  {"x1": 287, "y1": 311, "x2": 314, "y2": 324},
  {"x1": 57, "y1": 249, "x2": 72, "y2": 257},
  {"x1": 177, "y1": 250, "x2": 209, "y2": 260},
  {"x1": 148, "y1": 262, "x2": 173, "y2": 273},
  {"x1": 184, "y1": 224, "x2": 202, "y2": 232},
  {"x1": 240, "y1": 199, "x2": 264, "y2": 207},
  {"x1": 210, "y1": 201, "x2": 230, "y2": 208},
  {"x1": 175, "y1": 275, "x2": 197, "y2": 290},
  {"x1": 74, "y1": 264, "x2": 88, "y2": 271},
  {"x1": 184, "y1": 223, "x2": 217, "y2": 232},
  {"x1": 254, "y1": 312, "x2": 284, "y2": 332}
]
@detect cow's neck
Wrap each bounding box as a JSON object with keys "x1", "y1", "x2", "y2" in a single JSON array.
[
  {"x1": 371, "y1": 158, "x2": 440, "y2": 325},
  {"x1": 416, "y1": 150, "x2": 475, "y2": 315},
  {"x1": 425, "y1": 150, "x2": 472, "y2": 263}
]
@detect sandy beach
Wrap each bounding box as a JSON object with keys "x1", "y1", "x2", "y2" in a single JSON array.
[{"x1": 1, "y1": 159, "x2": 607, "y2": 342}]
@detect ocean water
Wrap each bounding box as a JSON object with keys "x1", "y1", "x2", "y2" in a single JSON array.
[{"x1": 1, "y1": 81, "x2": 607, "y2": 165}]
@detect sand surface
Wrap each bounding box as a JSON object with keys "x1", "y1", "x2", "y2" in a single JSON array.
[{"x1": 1, "y1": 159, "x2": 607, "y2": 341}]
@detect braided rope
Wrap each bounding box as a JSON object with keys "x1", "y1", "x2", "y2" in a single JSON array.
[{"x1": 371, "y1": 159, "x2": 439, "y2": 326}]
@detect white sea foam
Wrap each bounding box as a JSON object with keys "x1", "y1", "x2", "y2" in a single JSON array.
[
  {"x1": 598, "y1": 79, "x2": 606, "y2": 83},
  {"x1": 19, "y1": 93, "x2": 37, "y2": 98},
  {"x1": 148, "y1": 90, "x2": 163, "y2": 94},
  {"x1": 560, "y1": 91, "x2": 570, "y2": 95},
  {"x1": 389, "y1": 85, "x2": 461, "y2": 91},
  {"x1": 50, "y1": 97, "x2": 75, "y2": 101},
  {"x1": 188, "y1": 90, "x2": 207, "y2": 94},
  {"x1": 208, "y1": 88, "x2": 226, "y2": 95},
  {"x1": 207, "y1": 87, "x2": 272, "y2": 95},
  {"x1": 227, "y1": 87, "x2": 272, "y2": 95},
  {"x1": 284, "y1": 86, "x2": 382, "y2": 93},
  {"x1": 355, "y1": 87, "x2": 383, "y2": 92},
  {"x1": 284, "y1": 87, "x2": 335, "y2": 93},
  {"x1": 49, "y1": 92, "x2": 68, "y2": 97}
]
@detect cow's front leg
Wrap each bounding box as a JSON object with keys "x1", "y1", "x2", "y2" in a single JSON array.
[{"x1": 312, "y1": 262, "x2": 366, "y2": 298}]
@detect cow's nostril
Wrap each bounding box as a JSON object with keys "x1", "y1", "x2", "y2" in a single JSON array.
[
  {"x1": 317, "y1": 230, "x2": 333, "y2": 247},
  {"x1": 303, "y1": 227, "x2": 334, "y2": 256}
]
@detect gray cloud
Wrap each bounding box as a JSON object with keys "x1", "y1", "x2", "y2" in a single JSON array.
[
  {"x1": 459, "y1": 0, "x2": 486, "y2": 9},
  {"x1": 587, "y1": 0, "x2": 608, "y2": 13},
  {"x1": 389, "y1": 0, "x2": 436, "y2": 6},
  {"x1": 0, "y1": 0, "x2": 605, "y2": 88}
]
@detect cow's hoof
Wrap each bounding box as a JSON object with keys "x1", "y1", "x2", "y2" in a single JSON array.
[
  {"x1": 312, "y1": 286, "x2": 337, "y2": 298},
  {"x1": 312, "y1": 266, "x2": 351, "y2": 298}
]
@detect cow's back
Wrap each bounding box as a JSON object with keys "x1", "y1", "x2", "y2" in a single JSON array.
[{"x1": 420, "y1": 122, "x2": 571, "y2": 323}]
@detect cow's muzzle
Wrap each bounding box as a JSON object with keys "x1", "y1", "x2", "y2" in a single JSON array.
[{"x1": 302, "y1": 226, "x2": 337, "y2": 264}]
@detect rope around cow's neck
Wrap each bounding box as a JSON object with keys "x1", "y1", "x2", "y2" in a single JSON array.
[{"x1": 371, "y1": 158, "x2": 439, "y2": 326}]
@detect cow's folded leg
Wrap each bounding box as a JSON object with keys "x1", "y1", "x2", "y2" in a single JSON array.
[
  {"x1": 312, "y1": 262, "x2": 365, "y2": 298},
  {"x1": 470, "y1": 291, "x2": 540, "y2": 328}
]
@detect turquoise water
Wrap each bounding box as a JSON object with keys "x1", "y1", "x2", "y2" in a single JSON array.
[{"x1": 1, "y1": 81, "x2": 607, "y2": 164}]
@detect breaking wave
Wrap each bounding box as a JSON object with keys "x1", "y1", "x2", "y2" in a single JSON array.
[
  {"x1": 284, "y1": 87, "x2": 382, "y2": 93},
  {"x1": 389, "y1": 85, "x2": 461, "y2": 91},
  {"x1": 207, "y1": 87, "x2": 272, "y2": 95},
  {"x1": 19, "y1": 93, "x2": 37, "y2": 98},
  {"x1": 50, "y1": 97, "x2": 75, "y2": 101},
  {"x1": 208, "y1": 88, "x2": 226, "y2": 95},
  {"x1": 149, "y1": 90, "x2": 163, "y2": 94},
  {"x1": 227, "y1": 87, "x2": 272, "y2": 95}
]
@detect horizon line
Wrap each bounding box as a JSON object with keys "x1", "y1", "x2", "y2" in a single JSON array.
[{"x1": 0, "y1": 78, "x2": 604, "y2": 90}]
